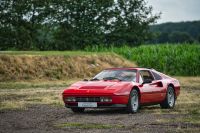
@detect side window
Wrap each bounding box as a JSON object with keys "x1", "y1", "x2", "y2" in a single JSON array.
[
  {"x1": 140, "y1": 70, "x2": 154, "y2": 82},
  {"x1": 152, "y1": 71, "x2": 162, "y2": 80}
]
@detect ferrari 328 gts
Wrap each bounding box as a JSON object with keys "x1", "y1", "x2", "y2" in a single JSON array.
[{"x1": 62, "y1": 68, "x2": 180, "y2": 113}]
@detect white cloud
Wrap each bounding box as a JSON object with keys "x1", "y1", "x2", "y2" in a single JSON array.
[{"x1": 147, "y1": 0, "x2": 200, "y2": 23}]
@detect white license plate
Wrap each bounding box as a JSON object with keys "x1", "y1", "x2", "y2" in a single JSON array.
[{"x1": 78, "y1": 102, "x2": 97, "y2": 107}]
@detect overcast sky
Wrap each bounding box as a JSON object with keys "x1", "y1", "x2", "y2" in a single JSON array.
[{"x1": 147, "y1": 0, "x2": 200, "y2": 23}]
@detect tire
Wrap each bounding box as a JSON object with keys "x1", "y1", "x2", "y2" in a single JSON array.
[
  {"x1": 71, "y1": 108, "x2": 85, "y2": 113},
  {"x1": 127, "y1": 89, "x2": 140, "y2": 113},
  {"x1": 160, "y1": 86, "x2": 175, "y2": 109}
]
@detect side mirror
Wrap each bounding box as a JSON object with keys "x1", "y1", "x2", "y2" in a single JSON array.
[{"x1": 142, "y1": 79, "x2": 152, "y2": 84}]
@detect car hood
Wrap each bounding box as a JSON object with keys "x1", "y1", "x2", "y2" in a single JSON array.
[
  {"x1": 63, "y1": 80, "x2": 137, "y2": 95},
  {"x1": 72, "y1": 80, "x2": 131, "y2": 89}
]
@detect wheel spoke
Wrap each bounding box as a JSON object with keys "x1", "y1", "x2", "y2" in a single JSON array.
[
  {"x1": 131, "y1": 91, "x2": 138, "y2": 111},
  {"x1": 168, "y1": 88, "x2": 174, "y2": 107}
]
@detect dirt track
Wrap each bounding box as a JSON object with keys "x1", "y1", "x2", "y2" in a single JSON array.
[{"x1": 1, "y1": 104, "x2": 199, "y2": 133}]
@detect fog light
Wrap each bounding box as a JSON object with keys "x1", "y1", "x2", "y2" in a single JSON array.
[
  {"x1": 108, "y1": 98, "x2": 112, "y2": 102},
  {"x1": 100, "y1": 98, "x2": 104, "y2": 102},
  {"x1": 100, "y1": 97, "x2": 112, "y2": 102},
  {"x1": 66, "y1": 97, "x2": 76, "y2": 102}
]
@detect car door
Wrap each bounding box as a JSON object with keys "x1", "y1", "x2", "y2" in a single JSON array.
[{"x1": 139, "y1": 70, "x2": 165, "y2": 104}]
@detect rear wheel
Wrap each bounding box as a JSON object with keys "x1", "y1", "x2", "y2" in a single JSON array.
[
  {"x1": 127, "y1": 89, "x2": 140, "y2": 113},
  {"x1": 71, "y1": 108, "x2": 85, "y2": 113},
  {"x1": 160, "y1": 86, "x2": 175, "y2": 109}
]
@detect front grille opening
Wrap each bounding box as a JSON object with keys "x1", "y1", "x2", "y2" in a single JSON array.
[{"x1": 76, "y1": 97, "x2": 100, "y2": 102}]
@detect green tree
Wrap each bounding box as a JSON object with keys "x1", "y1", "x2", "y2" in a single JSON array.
[
  {"x1": 0, "y1": 0, "x2": 159, "y2": 50},
  {"x1": 106, "y1": 0, "x2": 160, "y2": 46},
  {"x1": 198, "y1": 34, "x2": 200, "y2": 43},
  {"x1": 0, "y1": 0, "x2": 56, "y2": 50},
  {"x1": 158, "y1": 32, "x2": 169, "y2": 43},
  {"x1": 54, "y1": 0, "x2": 116, "y2": 49},
  {"x1": 150, "y1": 21, "x2": 200, "y2": 43},
  {"x1": 169, "y1": 31, "x2": 194, "y2": 43}
]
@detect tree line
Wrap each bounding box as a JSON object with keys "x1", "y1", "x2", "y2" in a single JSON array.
[
  {"x1": 0, "y1": 0, "x2": 159, "y2": 50},
  {"x1": 150, "y1": 21, "x2": 200, "y2": 44}
]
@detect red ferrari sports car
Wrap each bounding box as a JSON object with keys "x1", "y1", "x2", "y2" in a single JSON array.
[{"x1": 62, "y1": 67, "x2": 180, "y2": 113}]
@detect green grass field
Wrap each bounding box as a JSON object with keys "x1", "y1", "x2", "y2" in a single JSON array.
[
  {"x1": 86, "y1": 44, "x2": 200, "y2": 76},
  {"x1": 1, "y1": 44, "x2": 199, "y2": 76}
]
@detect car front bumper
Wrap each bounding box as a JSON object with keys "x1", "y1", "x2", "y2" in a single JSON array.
[
  {"x1": 65, "y1": 103, "x2": 127, "y2": 108},
  {"x1": 63, "y1": 95, "x2": 129, "y2": 108}
]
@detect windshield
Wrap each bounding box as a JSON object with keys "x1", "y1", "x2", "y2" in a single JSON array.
[{"x1": 92, "y1": 69, "x2": 137, "y2": 82}]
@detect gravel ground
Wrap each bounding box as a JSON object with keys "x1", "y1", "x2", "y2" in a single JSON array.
[{"x1": 1, "y1": 104, "x2": 199, "y2": 133}]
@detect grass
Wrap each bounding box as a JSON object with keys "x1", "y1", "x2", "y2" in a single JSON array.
[
  {"x1": 0, "y1": 79, "x2": 78, "y2": 89},
  {"x1": 1, "y1": 44, "x2": 199, "y2": 77},
  {"x1": 0, "y1": 87, "x2": 64, "y2": 110},
  {"x1": 0, "y1": 51, "x2": 109, "y2": 56},
  {"x1": 55, "y1": 122, "x2": 125, "y2": 129},
  {"x1": 174, "y1": 114, "x2": 200, "y2": 124},
  {"x1": 0, "y1": 79, "x2": 79, "y2": 110},
  {"x1": 0, "y1": 53, "x2": 135, "y2": 81},
  {"x1": 85, "y1": 44, "x2": 200, "y2": 76},
  {"x1": 0, "y1": 79, "x2": 80, "y2": 110}
]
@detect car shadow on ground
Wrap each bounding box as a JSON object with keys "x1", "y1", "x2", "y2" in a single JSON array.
[{"x1": 74, "y1": 105, "x2": 161, "y2": 115}]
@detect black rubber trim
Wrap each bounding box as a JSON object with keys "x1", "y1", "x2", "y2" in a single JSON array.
[{"x1": 65, "y1": 104, "x2": 127, "y2": 108}]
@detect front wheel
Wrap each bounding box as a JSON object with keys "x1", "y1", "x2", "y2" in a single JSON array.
[
  {"x1": 71, "y1": 108, "x2": 85, "y2": 113},
  {"x1": 160, "y1": 86, "x2": 175, "y2": 109},
  {"x1": 127, "y1": 89, "x2": 140, "y2": 113}
]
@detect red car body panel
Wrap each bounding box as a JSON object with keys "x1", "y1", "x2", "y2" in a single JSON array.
[{"x1": 62, "y1": 68, "x2": 180, "y2": 108}]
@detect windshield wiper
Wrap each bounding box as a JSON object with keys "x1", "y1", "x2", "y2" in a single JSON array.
[
  {"x1": 90, "y1": 78, "x2": 100, "y2": 81},
  {"x1": 103, "y1": 77, "x2": 122, "y2": 81}
]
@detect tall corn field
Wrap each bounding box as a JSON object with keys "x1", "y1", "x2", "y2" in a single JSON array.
[{"x1": 85, "y1": 44, "x2": 200, "y2": 76}]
